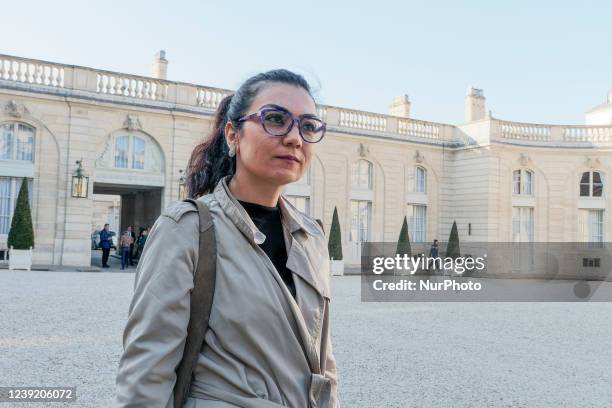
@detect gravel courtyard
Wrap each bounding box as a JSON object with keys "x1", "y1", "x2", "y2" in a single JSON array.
[{"x1": 1, "y1": 271, "x2": 612, "y2": 407}]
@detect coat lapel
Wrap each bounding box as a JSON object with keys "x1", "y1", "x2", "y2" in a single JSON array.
[{"x1": 213, "y1": 176, "x2": 328, "y2": 374}]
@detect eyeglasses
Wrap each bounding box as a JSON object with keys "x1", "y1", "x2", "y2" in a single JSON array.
[{"x1": 237, "y1": 107, "x2": 326, "y2": 143}]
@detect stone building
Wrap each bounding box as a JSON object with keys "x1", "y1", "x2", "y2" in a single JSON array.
[{"x1": 0, "y1": 52, "x2": 611, "y2": 267}]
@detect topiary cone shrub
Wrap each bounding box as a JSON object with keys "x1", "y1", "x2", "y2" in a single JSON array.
[
  {"x1": 328, "y1": 206, "x2": 343, "y2": 261},
  {"x1": 446, "y1": 220, "x2": 460, "y2": 260},
  {"x1": 396, "y1": 216, "x2": 411, "y2": 257},
  {"x1": 395, "y1": 216, "x2": 414, "y2": 275},
  {"x1": 8, "y1": 178, "x2": 34, "y2": 250}
]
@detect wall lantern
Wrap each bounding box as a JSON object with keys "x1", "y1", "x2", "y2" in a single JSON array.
[
  {"x1": 71, "y1": 159, "x2": 89, "y2": 198},
  {"x1": 178, "y1": 169, "x2": 187, "y2": 200}
]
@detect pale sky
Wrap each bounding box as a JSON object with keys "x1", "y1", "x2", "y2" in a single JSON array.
[{"x1": 1, "y1": 0, "x2": 610, "y2": 125}]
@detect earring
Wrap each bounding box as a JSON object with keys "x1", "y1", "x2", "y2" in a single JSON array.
[{"x1": 228, "y1": 143, "x2": 236, "y2": 157}]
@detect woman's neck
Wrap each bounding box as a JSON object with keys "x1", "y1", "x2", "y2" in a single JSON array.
[{"x1": 228, "y1": 171, "x2": 282, "y2": 207}]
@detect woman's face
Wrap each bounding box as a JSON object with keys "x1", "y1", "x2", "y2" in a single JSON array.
[{"x1": 227, "y1": 83, "x2": 318, "y2": 186}]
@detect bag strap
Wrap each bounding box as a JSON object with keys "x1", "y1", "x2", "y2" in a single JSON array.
[{"x1": 173, "y1": 198, "x2": 217, "y2": 408}]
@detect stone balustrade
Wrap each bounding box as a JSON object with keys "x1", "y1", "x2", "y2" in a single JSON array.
[
  {"x1": 338, "y1": 108, "x2": 387, "y2": 132},
  {"x1": 498, "y1": 121, "x2": 552, "y2": 141},
  {"x1": 196, "y1": 87, "x2": 232, "y2": 109},
  {"x1": 492, "y1": 119, "x2": 612, "y2": 145},
  {"x1": 398, "y1": 118, "x2": 441, "y2": 140},
  {"x1": 563, "y1": 125, "x2": 612, "y2": 142},
  {"x1": 96, "y1": 72, "x2": 168, "y2": 101},
  {"x1": 2, "y1": 53, "x2": 612, "y2": 147},
  {"x1": 0, "y1": 55, "x2": 65, "y2": 87}
]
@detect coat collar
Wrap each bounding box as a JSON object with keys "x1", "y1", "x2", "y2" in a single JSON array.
[{"x1": 213, "y1": 175, "x2": 321, "y2": 247}]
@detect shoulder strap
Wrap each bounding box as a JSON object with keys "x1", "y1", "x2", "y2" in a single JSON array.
[{"x1": 173, "y1": 198, "x2": 217, "y2": 408}]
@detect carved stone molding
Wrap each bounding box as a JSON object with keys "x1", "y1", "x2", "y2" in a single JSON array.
[
  {"x1": 585, "y1": 157, "x2": 601, "y2": 169},
  {"x1": 5, "y1": 100, "x2": 26, "y2": 118},
  {"x1": 123, "y1": 114, "x2": 142, "y2": 131},
  {"x1": 358, "y1": 143, "x2": 369, "y2": 157},
  {"x1": 414, "y1": 149, "x2": 425, "y2": 164},
  {"x1": 518, "y1": 153, "x2": 531, "y2": 167}
]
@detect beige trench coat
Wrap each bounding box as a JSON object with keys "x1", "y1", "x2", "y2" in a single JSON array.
[{"x1": 115, "y1": 175, "x2": 339, "y2": 407}]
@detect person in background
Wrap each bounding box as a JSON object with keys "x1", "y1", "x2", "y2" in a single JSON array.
[
  {"x1": 119, "y1": 230, "x2": 134, "y2": 270},
  {"x1": 428, "y1": 239, "x2": 440, "y2": 274},
  {"x1": 133, "y1": 227, "x2": 144, "y2": 262},
  {"x1": 127, "y1": 226, "x2": 136, "y2": 266},
  {"x1": 99, "y1": 223, "x2": 112, "y2": 268},
  {"x1": 135, "y1": 228, "x2": 149, "y2": 260}
]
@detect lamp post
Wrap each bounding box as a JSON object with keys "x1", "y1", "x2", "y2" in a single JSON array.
[
  {"x1": 178, "y1": 169, "x2": 187, "y2": 200},
  {"x1": 71, "y1": 159, "x2": 89, "y2": 198}
]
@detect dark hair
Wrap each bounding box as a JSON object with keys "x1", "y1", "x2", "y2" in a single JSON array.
[{"x1": 186, "y1": 69, "x2": 313, "y2": 198}]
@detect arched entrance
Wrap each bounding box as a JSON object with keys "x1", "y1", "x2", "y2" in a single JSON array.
[{"x1": 91, "y1": 129, "x2": 166, "y2": 267}]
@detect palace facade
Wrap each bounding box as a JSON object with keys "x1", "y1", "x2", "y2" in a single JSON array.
[{"x1": 1, "y1": 52, "x2": 611, "y2": 267}]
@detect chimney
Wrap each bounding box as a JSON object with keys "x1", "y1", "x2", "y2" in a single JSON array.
[
  {"x1": 151, "y1": 50, "x2": 168, "y2": 80},
  {"x1": 464, "y1": 87, "x2": 486, "y2": 122},
  {"x1": 389, "y1": 94, "x2": 411, "y2": 118},
  {"x1": 607, "y1": 90, "x2": 612, "y2": 104}
]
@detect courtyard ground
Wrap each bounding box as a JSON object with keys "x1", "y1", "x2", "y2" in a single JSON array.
[{"x1": 1, "y1": 271, "x2": 611, "y2": 407}]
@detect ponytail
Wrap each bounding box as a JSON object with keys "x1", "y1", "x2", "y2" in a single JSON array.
[{"x1": 186, "y1": 94, "x2": 235, "y2": 198}]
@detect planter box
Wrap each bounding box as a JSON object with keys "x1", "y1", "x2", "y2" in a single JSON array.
[
  {"x1": 330, "y1": 260, "x2": 344, "y2": 276},
  {"x1": 9, "y1": 247, "x2": 32, "y2": 271}
]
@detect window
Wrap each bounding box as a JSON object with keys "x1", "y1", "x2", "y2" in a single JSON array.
[
  {"x1": 132, "y1": 137, "x2": 145, "y2": 169},
  {"x1": 513, "y1": 169, "x2": 533, "y2": 195},
  {"x1": 350, "y1": 200, "x2": 371, "y2": 242},
  {"x1": 588, "y1": 210, "x2": 604, "y2": 243},
  {"x1": 580, "y1": 171, "x2": 603, "y2": 197},
  {"x1": 285, "y1": 167, "x2": 311, "y2": 214},
  {"x1": 415, "y1": 166, "x2": 427, "y2": 193},
  {"x1": 578, "y1": 209, "x2": 605, "y2": 248},
  {"x1": 0, "y1": 123, "x2": 35, "y2": 162},
  {"x1": 582, "y1": 258, "x2": 601, "y2": 268},
  {"x1": 115, "y1": 136, "x2": 128, "y2": 168},
  {"x1": 352, "y1": 160, "x2": 372, "y2": 189},
  {"x1": 512, "y1": 206, "x2": 534, "y2": 242},
  {"x1": 408, "y1": 204, "x2": 427, "y2": 243},
  {"x1": 512, "y1": 206, "x2": 535, "y2": 272},
  {"x1": 285, "y1": 195, "x2": 310, "y2": 216},
  {"x1": 115, "y1": 135, "x2": 146, "y2": 169},
  {"x1": 0, "y1": 177, "x2": 33, "y2": 235}
]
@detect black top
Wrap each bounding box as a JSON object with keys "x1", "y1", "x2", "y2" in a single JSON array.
[{"x1": 237, "y1": 199, "x2": 296, "y2": 299}]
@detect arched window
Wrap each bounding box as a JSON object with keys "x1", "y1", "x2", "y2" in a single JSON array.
[
  {"x1": 285, "y1": 167, "x2": 312, "y2": 215},
  {"x1": 0, "y1": 122, "x2": 35, "y2": 162},
  {"x1": 352, "y1": 159, "x2": 372, "y2": 189},
  {"x1": 580, "y1": 171, "x2": 603, "y2": 197},
  {"x1": 415, "y1": 166, "x2": 427, "y2": 193},
  {"x1": 115, "y1": 135, "x2": 146, "y2": 169},
  {"x1": 513, "y1": 169, "x2": 533, "y2": 195}
]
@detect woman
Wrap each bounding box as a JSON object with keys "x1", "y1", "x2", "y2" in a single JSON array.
[{"x1": 115, "y1": 69, "x2": 339, "y2": 407}]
